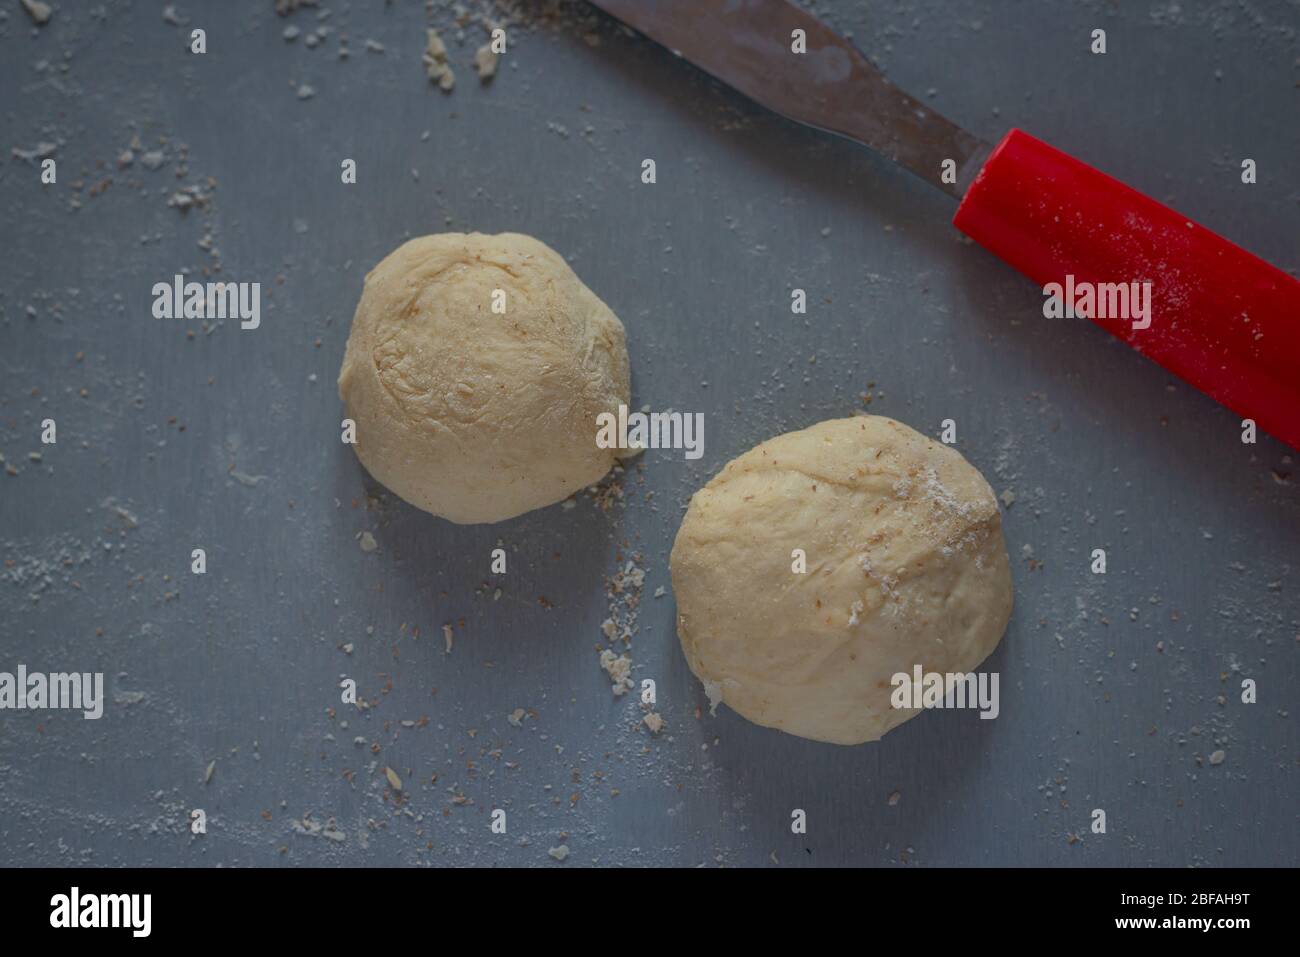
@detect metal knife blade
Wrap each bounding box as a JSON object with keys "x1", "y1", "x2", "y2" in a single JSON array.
[{"x1": 589, "y1": 0, "x2": 989, "y2": 198}]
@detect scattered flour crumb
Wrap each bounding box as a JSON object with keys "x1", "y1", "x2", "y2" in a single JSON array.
[
  {"x1": 474, "y1": 44, "x2": 499, "y2": 81},
  {"x1": 21, "y1": 0, "x2": 52, "y2": 26},
  {"x1": 600, "y1": 649, "x2": 633, "y2": 695},
  {"x1": 423, "y1": 29, "x2": 455, "y2": 91},
  {"x1": 701, "y1": 679, "x2": 723, "y2": 715}
]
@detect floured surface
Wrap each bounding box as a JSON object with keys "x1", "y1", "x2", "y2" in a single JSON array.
[{"x1": 0, "y1": 0, "x2": 1295, "y2": 867}]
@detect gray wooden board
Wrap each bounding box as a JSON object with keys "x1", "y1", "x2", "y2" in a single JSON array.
[{"x1": 0, "y1": 0, "x2": 1296, "y2": 867}]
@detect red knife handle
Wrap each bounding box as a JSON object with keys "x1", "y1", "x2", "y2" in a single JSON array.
[{"x1": 953, "y1": 128, "x2": 1300, "y2": 450}]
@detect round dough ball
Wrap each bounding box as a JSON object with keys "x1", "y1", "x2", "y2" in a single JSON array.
[
  {"x1": 669, "y1": 415, "x2": 1012, "y2": 745},
  {"x1": 338, "y1": 232, "x2": 630, "y2": 524}
]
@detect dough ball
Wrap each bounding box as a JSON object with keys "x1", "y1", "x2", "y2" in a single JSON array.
[
  {"x1": 669, "y1": 415, "x2": 1012, "y2": 745},
  {"x1": 338, "y1": 232, "x2": 630, "y2": 524}
]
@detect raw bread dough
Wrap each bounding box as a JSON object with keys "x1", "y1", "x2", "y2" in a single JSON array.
[
  {"x1": 338, "y1": 232, "x2": 630, "y2": 524},
  {"x1": 669, "y1": 415, "x2": 1013, "y2": 745}
]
